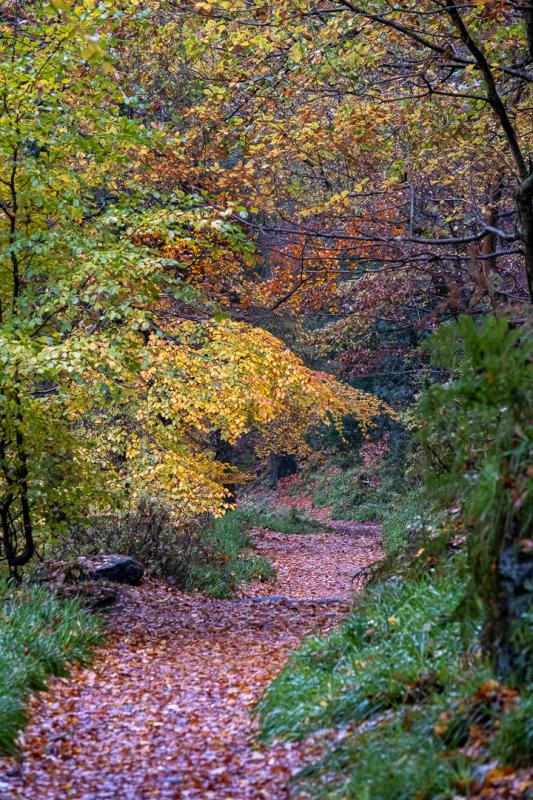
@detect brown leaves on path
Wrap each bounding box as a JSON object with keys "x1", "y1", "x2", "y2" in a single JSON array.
[
  {"x1": 0, "y1": 524, "x2": 381, "y2": 800},
  {"x1": 242, "y1": 522, "x2": 382, "y2": 600}
]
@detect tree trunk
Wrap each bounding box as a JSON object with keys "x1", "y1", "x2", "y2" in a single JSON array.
[
  {"x1": 516, "y1": 174, "x2": 533, "y2": 302},
  {"x1": 491, "y1": 539, "x2": 533, "y2": 682},
  {"x1": 0, "y1": 397, "x2": 35, "y2": 578}
]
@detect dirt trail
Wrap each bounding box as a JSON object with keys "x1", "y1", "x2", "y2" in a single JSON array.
[{"x1": 0, "y1": 523, "x2": 380, "y2": 800}]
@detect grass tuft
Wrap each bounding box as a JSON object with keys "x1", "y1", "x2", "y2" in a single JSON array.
[
  {"x1": 184, "y1": 511, "x2": 276, "y2": 598},
  {"x1": 236, "y1": 502, "x2": 326, "y2": 534},
  {"x1": 0, "y1": 580, "x2": 103, "y2": 754}
]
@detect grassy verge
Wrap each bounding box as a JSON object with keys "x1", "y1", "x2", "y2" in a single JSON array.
[
  {"x1": 313, "y1": 466, "x2": 411, "y2": 523},
  {"x1": 256, "y1": 548, "x2": 533, "y2": 799},
  {"x1": 258, "y1": 560, "x2": 473, "y2": 741},
  {"x1": 0, "y1": 580, "x2": 103, "y2": 754},
  {"x1": 183, "y1": 510, "x2": 276, "y2": 598},
  {"x1": 236, "y1": 502, "x2": 327, "y2": 534},
  {"x1": 184, "y1": 502, "x2": 326, "y2": 596},
  {"x1": 284, "y1": 449, "x2": 413, "y2": 525}
]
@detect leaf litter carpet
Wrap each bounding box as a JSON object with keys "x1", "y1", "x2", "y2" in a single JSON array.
[{"x1": 0, "y1": 523, "x2": 381, "y2": 800}]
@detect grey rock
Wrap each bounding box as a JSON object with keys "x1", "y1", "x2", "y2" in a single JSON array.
[{"x1": 85, "y1": 555, "x2": 144, "y2": 585}]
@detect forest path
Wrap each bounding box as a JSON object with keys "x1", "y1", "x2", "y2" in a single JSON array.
[{"x1": 1, "y1": 522, "x2": 380, "y2": 800}]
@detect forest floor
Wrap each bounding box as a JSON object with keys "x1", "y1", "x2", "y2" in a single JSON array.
[{"x1": 0, "y1": 518, "x2": 381, "y2": 800}]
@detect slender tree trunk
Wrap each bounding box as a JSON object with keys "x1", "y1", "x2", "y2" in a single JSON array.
[
  {"x1": 516, "y1": 174, "x2": 533, "y2": 302},
  {"x1": 444, "y1": 3, "x2": 533, "y2": 301},
  {"x1": 0, "y1": 133, "x2": 34, "y2": 575},
  {"x1": 0, "y1": 399, "x2": 35, "y2": 578},
  {"x1": 489, "y1": 518, "x2": 533, "y2": 682}
]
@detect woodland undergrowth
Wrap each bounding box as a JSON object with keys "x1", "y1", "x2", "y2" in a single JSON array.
[
  {"x1": 0, "y1": 582, "x2": 102, "y2": 755},
  {"x1": 257, "y1": 316, "x2": 533, "y2": 800}
]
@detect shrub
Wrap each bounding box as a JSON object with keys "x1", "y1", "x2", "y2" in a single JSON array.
[
  {"x1": 49, "y1": 500, "x2": 276, "y2": 599},
  {"x1": 0, "y1": 580, "x2": 102, "y2": 754},
  {"x1": 415, "y1": 314, "x2": 533, "y2": 681}
]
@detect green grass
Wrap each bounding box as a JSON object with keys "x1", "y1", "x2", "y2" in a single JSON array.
[
  {"x1": 490, "y1": 692, "x2": 533, "y2": 767},
  {"x1": 236, "y1": 502, "x2": 326, "y2": 534},
  {"x1": 309, "y1": 460, "x2": 410, "y2": 524},
  {"x1": 256, "y1": 550, "x2": 533, "y2": 799},
  {"x1": 185, "y1": 555, "x2": 275, "y2": 599},
  {"x1": 0, "y1": 580, "x2": 103, "y2": 754},
  {"x1": 291, "y1": 703, "x2": 476, "y2": 800},
  {"x1": 257, "y1": 562, "x2": 473, "y2": 743},
  {"x1": 184, "y1": 510, "x2": 276, "y2": 598},
  {"x1": 274, "y1": 670, "x2": 533, "y2": 800},
  {"x1": 179, "y1": 502, "x2": 326, "y2": 597},
  {"x1": 185, "y1": 502, "x2": 330, "y2": 597},
  {"x1": 381, "y1": 490, "x2": 426, "y2": 555}
]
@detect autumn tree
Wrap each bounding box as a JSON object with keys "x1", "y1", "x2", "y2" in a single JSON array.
[
  {"x1": 0, "y1": 0, "x2": 167, "y2": 573},
  {"x1": 134, "y1": 0, "x2": 531, "y2": 320},
  {"x1": 0, "y1": 0, "x2": 390, "y2": 576}
]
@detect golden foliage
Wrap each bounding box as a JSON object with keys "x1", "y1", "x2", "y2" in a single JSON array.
[{"x1": 113, "y1": 319, "x2": 394, "y2": 521}]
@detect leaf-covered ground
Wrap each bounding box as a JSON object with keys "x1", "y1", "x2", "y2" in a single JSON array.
[{"x1": 0, "y1": 522, "x2": 380, "y2": 800}]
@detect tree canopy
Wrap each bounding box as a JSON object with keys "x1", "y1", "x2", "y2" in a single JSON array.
[{"x1": 0, "y1": 1, "x2": 392, "y2": 573}]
